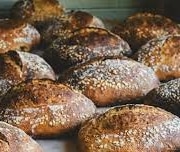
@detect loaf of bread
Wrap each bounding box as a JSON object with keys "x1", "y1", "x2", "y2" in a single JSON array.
[
  {"x1": 39, "y1": 11, "x2": 105, "y2": 45},
  {"x1": 0, "y1": 19, "x2": 40, "y2": 53},
  {"x1": 133, "y1": 35, "x2": 180, "y2": 81},
  {"x1": 45, "y1": 27, "x2": 132, "y2": 73},
  {"x1": 144, "y1": 78, "x2": 180, "y2": 116},
  {"x1": 112, "y1": 12, "x2": 180, "y2": 51},
  {"x1": 59, "y1": 57, "x2": 159, "y2": 106},
  {"x1": 78, "y1": 104, "x2": 180, "y2": 152},
  {"x1": 0, "y1": 50, "x2": 56, "y2": 97},
  {"x1": 0, "y1": 79, "x2": 96, "y2": 138},
  {"x1": 0, "y1": 121, "x2": 43, "y2": 152},
  {"x1": 10, "y1": 0, "x2": 64, "y2": 23}
]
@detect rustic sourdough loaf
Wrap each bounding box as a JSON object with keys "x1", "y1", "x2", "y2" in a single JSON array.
[
  {"x1": 112, "y1": 12, "x2": 180, "y2": 51},
  {"x1": 0, "y1": 121, "x2": 43, "y2": 152},
  {"x1": 0, "y1": 19, "x2": 40, "y2": 53},
  {"x1": 134, "y1": 35, "x2": 180, "y2": 81},
  {"x1": 0, "y1": 50, "x2": 56, "y2": 97},
  {"x1": 59, "y1": 56, "x2": 159, "y2": 106},
  {"x1": 144, "y1": 78, "x2": 180, "y2": 117},
  {"x1": 45, "y1": 27, "x2": 132, "y2": 73},
  {"x1": 78, "y1": 104, "x2": 180, "y2": 152},
  {"x1": 0, "y1": 79, "x2": 96, "y2": 138}
]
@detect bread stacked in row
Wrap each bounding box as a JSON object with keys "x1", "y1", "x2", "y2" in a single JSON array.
[{"x1": 0, "y1": 0, "x2": 179, "y2": 151}]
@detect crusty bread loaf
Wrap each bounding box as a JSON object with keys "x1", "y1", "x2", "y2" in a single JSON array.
[
  {"x1": 133, "y1": 35, "x2": 180, "y2": 81},
  {"x1": 78, "y1": 104, "x2": 180, "y2": 152},
  {"x1": 144, "y1": 78, "x2": 180, "y2": 116},
  {"x1": 0, "y1": 79, "x2": 96, "y2": 138},
  {"x1": 0, "y1": 19, "x2": 40, "y2": 53},
  {"x1": 10, "y1": 0, "x2": 64, "y2": 23},
  {"x1": 112, "y1": 12, "x2": 180, "y2": 51},
  {"x1": 0, "y1": 121, "x2": 43, "y2": 152},
  {"x1": 0, "y1": 50, "x2": 56, "y2": 97},
  {"x1": 45, "y1": 27, "x2": 132, "y2": 73},
  {"x1": 39, "y1": 11, "x2": 105, "y2": 45},
  {"x1": 59, "y1": 56, "x2": 159, "y2": 106}
]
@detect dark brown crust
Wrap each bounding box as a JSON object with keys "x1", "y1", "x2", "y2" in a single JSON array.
[
  {"x1": 144, "y1": 78, "x2": 180, "y2": 116},
  {"x1": 39, "y1": 11, "x2": 105, "y2": 45},
  {"x1": 59, "y1": 56, "x2": 159, "y2": 106},
  {"x1": 0, "y1": 121, "x2": 43, "y2": 152},
  {"x1": 0, "y1": 20, "x2": 40, "y2": 53},
  {"x1": 112, "y1": 12, "x2": 180, "y2": 51},
  {"x1": 133, "y1": 35, "x2": 180, "y2": 81},
  {"x1": 45, "y1": 27, "x2": 132, "y2": 73},
  {"x1": 78, "y1": 104, "x2": 180, "y2": 152},
  {"x1": 0, "y1": 50, "x2": 56, "y2": 97},
  {"x1": 0, "y1": 79, "x2": 96, "y2": 137},
  {"x1": 10, "y1": 0, "x2": 64, "y2": 23}
]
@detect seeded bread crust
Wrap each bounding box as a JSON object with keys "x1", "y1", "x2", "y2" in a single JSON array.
[
  {"x1": 0, "y1": 121, "x2": 43, "y2": 152},
  {"x1": 0, "y1": 50, "x2": 56, "y2": 97},
  {"x1": 78, "y1": 104, "x2": 180, "y2": 152},
  {"x1": 134, "y1": 35, "x2": 180, "y2": 81},
  {"x1": 59, "y1": 56, "x2": 159, "y2": 106},
  {"x1": 0, "y1": 79, "x2": 96, "y2": 138},
  {"x1": 45, "y1": 27, "x2": 132, "y2": 73},
  {"x1": 144, "y1": 78, "x2": 180, "y2": 116},
  {"x1": 0, "y1": 20, "x2": 40, "y2": 53},
  {"x1": 112, "y1": 12, "x2": 180, "y2": 51},
  {"x1": 10, "y1": 0, "x2": 64, "y2": 23},
  {"x1": 39, "y1": 11, "x2": 105, "y2": 45}
]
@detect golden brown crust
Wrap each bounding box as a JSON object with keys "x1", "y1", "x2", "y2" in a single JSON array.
[
  {"x1": 0, "y1": 79, "x2": 96, "y2": 137},
  {"x1": 0, "y1": 50, "x2": 56, "y2": 97},
  {"x1": 69, "y1": 11, "x2": 104, "y2": 29},
  {"x1": 39, "y1": 11, "x2": 105, "y2": 45},
  {"x1": 10, "y1": 0, "x2": 64, "y2": 23},
  {"x1": 0, "y1": 19, "x2": 40, "y2": 53},
  {"x1": 134, "y1": 35, "x2": 180, "y2": 81},
  {"x1": 59, "y1": 56, "x2": 159, "y2": 106},
  {"x1": 45, "y1": 27, "x2": 132, "y2": 73},
  {"x1": 112, "y1": 12, "x2": 180, "y2": 51},
  {"x1": 144, "y1": 78, "x2": 180, "y2": 116},
  {"x1": 0, "y1": 121, "x2": 43, "y2": 152},
  {"x1": 78, "y1": 104, "x2": 180, "y2": 152}
]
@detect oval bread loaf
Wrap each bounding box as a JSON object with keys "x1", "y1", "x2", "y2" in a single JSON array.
[
  {"x1": 39, "y1": 11, "x2": 104, "y2": 45},
  {"x1": 45, "y1": 27, "x2": 132, "y2": 72},
  {"x1": 59, "y1": 57, "x2": 159, "y2": 106},
  {"x1": 0, "y1": 121, "x2": 43, "y2": 152},
  {"x1": 0, "y1": 79, "x2": 96, "y2": 138},
  {"x1": 10, "y1": 0, "x2": 64, "y2": 23},
  {"x1": 112, "y1": 12, "x2": 180, "y2": 51},
  {"x1": 78, "y1": 104, "x2": 180, "y2": 152},
  {"x1": 134, "y1": 35, "x2": 180, "y2": 81},
  {"x1": 0, "y1": 20, "x2": 40, "y2": 53},
  {"x1": 0, "y1": 50, "x2": 56, "y2": 97},
  {"x1": 144, "y1": 78, "x2": 180, "y2": 116}
]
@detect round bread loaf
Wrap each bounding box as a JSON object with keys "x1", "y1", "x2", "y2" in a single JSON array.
[
  {"x1": 78, "y1": 104, "x2": 180, "y2": 152},
  {"x1": 0, "y1": 79, "x2": 96, "y2": 138},
  {"x1": 112, "y1": 12, "x2": 180, "y2": 51},
  {"x1": 39, "y1": 11, "x2": 105, "y2": 45},
  {"x1": 45, "y1": 27, "x2": 132, "y2": 73},
  {"x1": 0, "y1": 19, "x2": 40, "y2": 53},
  {"x1": 0, "y1": 121, "x2": 42, "y2": 152},
  {"x1": 133, "y1": 35, "x2": 180, "y2": 81},
  {"x1": 144, "y1": 78, "x2": 180, "y2": 116},
  {"x1": 59, "y1": 57, "x2": 159, "y2": 106},
  {"x1": 0, "y1": 50, "x2": 56, "y2": 97},
  {"x1": 10, "y1": 0, "x2": 64, "y2": 23}
]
